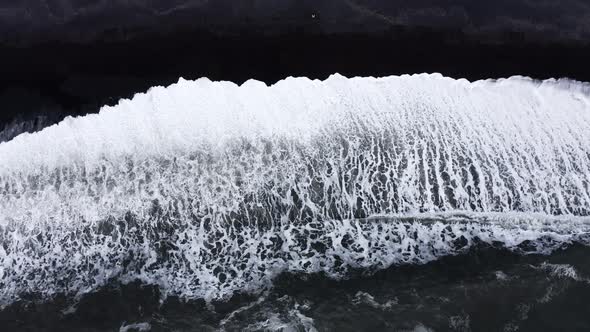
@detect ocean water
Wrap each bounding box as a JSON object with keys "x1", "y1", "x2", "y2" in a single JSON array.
[{"x1": 1, "y1": 73, "x2": 589, "y2": 331}]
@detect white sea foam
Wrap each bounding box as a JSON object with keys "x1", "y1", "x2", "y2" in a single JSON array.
[
  {"x1": 223, "y1": 296, "x2": 317, "y2": 332},
  {"x1": 0, "y1": 73, "x2": 589, "y2": 306},
  {"x1": 119, "y1": 322, "x2": 151, "y2": 332},
  {"x1": 537, "y1": 263, "x2": 587, "y2": 282},
  {"x1": 352, "y1": 291, "x2": 398, "y2": 310}
]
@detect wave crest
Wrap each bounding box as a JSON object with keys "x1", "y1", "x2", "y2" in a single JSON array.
[{"x1": 1, "y1": 73, "x2": 590, "y2": 305}]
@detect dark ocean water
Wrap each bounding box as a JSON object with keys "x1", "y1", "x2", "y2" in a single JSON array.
[{"x1": 3, "y1": 242, "x2": 590, "y2": 331}]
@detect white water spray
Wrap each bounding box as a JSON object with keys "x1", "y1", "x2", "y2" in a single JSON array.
[{"x1": 0, "y1": 73, "x2": 589, "y2": 305}]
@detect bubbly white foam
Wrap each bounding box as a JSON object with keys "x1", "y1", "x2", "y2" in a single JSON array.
[
  {"x1": 352, "y1": 291, "x2": 398, "y2": 310},
  {"x1": 0, "y1": 73, "x2": 589, "y2": 306},
  {"x1": 119, "y1": 322, "x2": 151, "y2": 332}
]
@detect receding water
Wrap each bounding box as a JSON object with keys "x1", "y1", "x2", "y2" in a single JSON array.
[{"x1": 3, "y1": 242, "x2": 590, "y2": 331}]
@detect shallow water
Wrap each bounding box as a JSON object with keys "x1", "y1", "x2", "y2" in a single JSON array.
[{"x1": 3, "y1": 242, "x2": 590, "y2": 331}]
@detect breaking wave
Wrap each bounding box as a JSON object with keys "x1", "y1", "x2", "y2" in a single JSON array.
[{"x1": 1, "y1": 73, "x2": 590, "y2": 306}]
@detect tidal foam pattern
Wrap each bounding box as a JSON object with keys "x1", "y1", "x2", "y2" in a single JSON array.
[{"x1": 1, "y1": 73, "x2": 589, "y2": 305}]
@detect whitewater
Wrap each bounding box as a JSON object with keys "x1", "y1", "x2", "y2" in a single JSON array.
[{"x1": 0, "y1": 73, "x2": 589, "y2": 306}]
